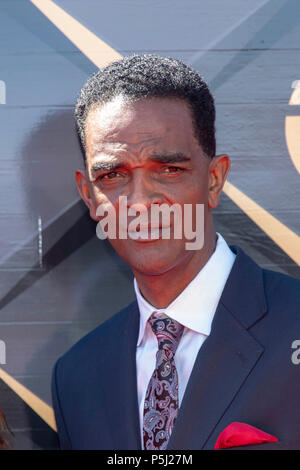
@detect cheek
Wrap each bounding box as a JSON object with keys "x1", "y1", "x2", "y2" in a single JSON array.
[
  {"x1": 89, "y1": 187, "x2": 120, "y2": 214},
  {"x1": 87, "y1": 188, "x2": 117, "y2": 223},
  {"x1": 172, "y1": 184, "x2": 208, "y2": 206}
]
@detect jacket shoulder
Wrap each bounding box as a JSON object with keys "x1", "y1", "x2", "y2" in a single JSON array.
[
  {"x1": 261, "y1": 268, "x2": 300, "y2": 328},
  {"x1": 55, "y1": 300, "x2": 137, "y2": 370},
  {"x1": 263, "y1": 268, "x2": 300, "y2": 305}
]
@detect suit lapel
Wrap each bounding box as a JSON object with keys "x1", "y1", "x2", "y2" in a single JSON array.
[
  {"x1": 167, "y1": 302, "x2": 264, "y2": 450},
  {"x1": 99, "y1": 301, "x2": 142, "y2": 449},
  {"x1": 167, "y1": 245, "x2": 267, "y2": 450}
]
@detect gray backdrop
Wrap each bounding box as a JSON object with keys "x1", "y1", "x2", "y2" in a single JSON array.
[{"x1": 0, "y1": 0, "x2": 299, "y2": 449}]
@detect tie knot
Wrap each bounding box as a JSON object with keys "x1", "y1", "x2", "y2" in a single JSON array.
[{"x1": 148, "y1": 311, "x2": 184, "y2": 357}]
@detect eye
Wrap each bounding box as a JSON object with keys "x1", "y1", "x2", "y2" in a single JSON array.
[
  {"x1": 162, "y1": 166, "x2": 185, "y2": 174},
  {"x1": 100, "y1": 171, "x2": 121, "y2": 180},
  {"x1": 96, "y1": 171, "x2": 126, "y2": 185}
]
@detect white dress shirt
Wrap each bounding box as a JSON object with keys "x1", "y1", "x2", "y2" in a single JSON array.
[{"x1": 134, "y1": 232, "x2": 236, "y2": 448}]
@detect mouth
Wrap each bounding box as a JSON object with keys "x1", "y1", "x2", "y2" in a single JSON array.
[{"x1": 127, "y1": 226, "x2": 171, "y2": 241}]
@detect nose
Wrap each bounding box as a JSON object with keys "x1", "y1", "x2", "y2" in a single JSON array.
[{"x1": 125, "y1": 170, "x2": 163, "y2": 211}]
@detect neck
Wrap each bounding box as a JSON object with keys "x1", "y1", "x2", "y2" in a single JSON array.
[{"x1": 133, "y1": 226, "x2": 217, "y2": 309}]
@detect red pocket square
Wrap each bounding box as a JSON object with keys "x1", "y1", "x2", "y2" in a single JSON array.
[{"x1": 215, "y1": 422, "x2": 278, "y2": 449}]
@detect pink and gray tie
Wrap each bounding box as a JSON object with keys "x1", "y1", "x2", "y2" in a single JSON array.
[{"x1": 143, "y1": 311, "x2": 184, "y2": 450}]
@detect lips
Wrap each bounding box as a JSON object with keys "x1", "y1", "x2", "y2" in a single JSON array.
[
  {"x1": 127, "y1": 223, "x2": 170, "y2": 230},
  {"x1": 127, "y1": 226, "x2": 171, "y2": 240}
]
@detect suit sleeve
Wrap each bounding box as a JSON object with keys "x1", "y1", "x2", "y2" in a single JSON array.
[{"x1": 51, "y1": 357, "x2": 72, "y2": 450}]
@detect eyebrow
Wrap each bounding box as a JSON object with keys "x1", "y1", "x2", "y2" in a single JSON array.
[
  {"x1": 90, "y1": 160, "x2": 123, "y2": 175},
  {"x1": 90, "y1": 152, "x2": 191, "y2": 177},
  {"x1": 149, "y1": 152, "x2": 191, "y2": 164}
]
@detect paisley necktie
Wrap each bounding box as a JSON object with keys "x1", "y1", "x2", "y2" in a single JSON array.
[{"x1": 143, "y1": 311, "x2": 184, "y2": 450}]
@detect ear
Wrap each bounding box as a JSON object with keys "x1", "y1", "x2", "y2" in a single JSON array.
[
  {"x1": 208, "y1": 154, "x2": 231, "y2": 209},
  {"x1": 75, "y1": 170, "x2": 99, "y2": 221}
]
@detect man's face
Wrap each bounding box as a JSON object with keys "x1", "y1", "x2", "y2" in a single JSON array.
[{"x1": 76, "y1": 96, "x2": 227, "y2": 276}]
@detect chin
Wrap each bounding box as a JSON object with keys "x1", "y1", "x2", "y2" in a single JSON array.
[
  {"x1": 125, "y1": 250, "x2": 185, "y2": 276},
  {"x1": 108, "y1": 238, "x2": 189, "y2": 274}
]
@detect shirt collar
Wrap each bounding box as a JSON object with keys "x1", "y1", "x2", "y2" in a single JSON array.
[{"x1": 134, "y1": 232, "x2": 236, "y2": 347}]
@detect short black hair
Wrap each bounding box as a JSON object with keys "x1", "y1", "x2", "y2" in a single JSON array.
[{"x1": 74, "y1": 54, "x2": 216, "y2": 162}]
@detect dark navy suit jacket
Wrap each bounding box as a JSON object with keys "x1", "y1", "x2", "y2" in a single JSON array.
[{"x1": 51, "y1": 245, "x2": 300, "y2": 450}]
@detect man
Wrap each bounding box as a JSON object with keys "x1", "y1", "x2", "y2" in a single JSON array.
[{"x1": 51, "y1": 55, "x2": 300, "y2": 450}]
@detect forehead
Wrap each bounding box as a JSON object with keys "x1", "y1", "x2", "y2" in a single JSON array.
[{"x1": 84, "y1": 96, "x2": 199, "y2": 157}]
